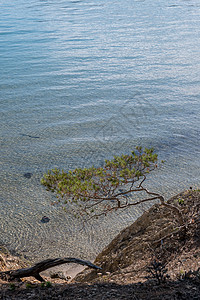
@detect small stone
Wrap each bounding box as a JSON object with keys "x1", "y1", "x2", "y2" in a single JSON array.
[
  {"x1": 50, "y1": 271, "x2": 67, "y2": 280},
  {"x1": 41, "y1": 216, "x2": 50, "y2": 223}
]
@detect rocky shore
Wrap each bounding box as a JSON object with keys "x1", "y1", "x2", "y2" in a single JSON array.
[{"x1": 1, "y1": 189, "x2": 200, "y2": 299}]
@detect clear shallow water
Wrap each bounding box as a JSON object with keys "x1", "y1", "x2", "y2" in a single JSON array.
[{"x1": 0, "y1": 0, "x2": 200, "y2": 262}]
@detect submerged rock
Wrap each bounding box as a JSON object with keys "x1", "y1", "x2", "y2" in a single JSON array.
[
  {"x1": 23, "y1": 173, "x2": 33, "y2": 179},
  {"x1": 41, "y1": 216, "x2": 50, "y2": 223}
]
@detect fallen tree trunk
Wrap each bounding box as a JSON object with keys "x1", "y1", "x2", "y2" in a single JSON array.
[{"x1": 0, "y1": 257, "x2": 101, "y2": 282}]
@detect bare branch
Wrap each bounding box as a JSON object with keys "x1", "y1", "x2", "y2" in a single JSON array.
[{"x1": 0, "y1": 258, "x2": 101, "y2": 282}]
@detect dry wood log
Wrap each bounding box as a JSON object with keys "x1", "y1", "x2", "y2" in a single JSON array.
[{"x1": 0, "y1": 257, "x2": 101, "y2": 282}]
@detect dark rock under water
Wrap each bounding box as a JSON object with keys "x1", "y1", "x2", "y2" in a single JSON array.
[
  {"x1": 23, "y1": 173, "x2": 33, "y2": 179},
  {"x1": 41, "y1": 216, "x2": 50, "y2": 223}
]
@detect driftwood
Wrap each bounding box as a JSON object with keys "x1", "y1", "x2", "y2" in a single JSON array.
[{"x1": 0, "y1": 257, "x2": 101, "y2": 282}]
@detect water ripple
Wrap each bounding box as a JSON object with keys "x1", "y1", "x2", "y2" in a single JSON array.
[{"x1": 0, "y1": 0, "x2": 200, "y2": 262}]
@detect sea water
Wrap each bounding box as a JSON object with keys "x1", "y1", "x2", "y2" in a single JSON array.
[{"x1": 0, "y1": 0, "x2": 200, "y2": 261}]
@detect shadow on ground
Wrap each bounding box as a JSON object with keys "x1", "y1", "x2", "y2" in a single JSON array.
[{"x1": 1, "y1": 276, "x2": 200, "y2": 300}]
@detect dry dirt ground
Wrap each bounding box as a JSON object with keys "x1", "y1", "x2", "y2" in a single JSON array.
[{"x1": 0, "y1": 189, "x2": 200, "y2": 300}]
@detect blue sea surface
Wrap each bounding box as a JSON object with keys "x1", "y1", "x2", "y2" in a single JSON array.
[{"x1": 0, "y1": 0, "x2": 200, "y2": 261}]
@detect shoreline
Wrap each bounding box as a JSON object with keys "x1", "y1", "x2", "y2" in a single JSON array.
[
  {"x1": 1, "y1": 187, "x2": 199, "y2": 276},
  {"x1": 1, "y1": 188, "x2": 199, "y2": 299},
  {"x1": 2, "y1": 183, "x2": 199, "y2": 263}
]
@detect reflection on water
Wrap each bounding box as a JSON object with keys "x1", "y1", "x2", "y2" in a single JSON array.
[{"x1": 0, "y1": 0, "x2": 200, "y2": 262}]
